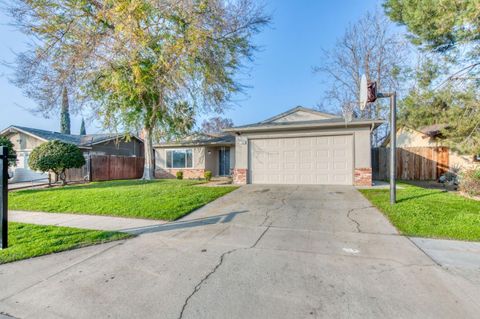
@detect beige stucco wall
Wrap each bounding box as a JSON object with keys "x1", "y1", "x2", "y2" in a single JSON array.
[
  {"x1": 234, "y1": 126, "x2": 372, "y2": 171},
  {"x1": 204, "y1": 147, "x2": 218, "y2": 174},
  {"x1": 199, "y1": 146, "x2": 235, "y2": 176},
  {"x1": 155, "y1": 145, "x2": 235, "y2": 176},
  {"x1": 3, "y1": 132, "x2": 48, "y2": 181},
  {"x1": 155, "y1": 147, "x2": 206, "y2": 169},
  {"x1": 230, "y1": 146, "x2": 236, "y2": 171},
  {"x1": 450, "y1": 152, "x2": 479, "y2": 171},
  {"x1": 393, "y1": 127, "x2": 440, "y2": 148},
  {"x1": 6, "y1": 132, "x2": 45, "y2": 151}
]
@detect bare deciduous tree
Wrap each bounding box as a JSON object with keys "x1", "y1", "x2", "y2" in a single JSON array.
[
  {"x1": 314, "y1": 10, "x2": 407, "y2": 145},
  {"x1": 200, "y1": 117, "x2": 234, "y2": 134}
]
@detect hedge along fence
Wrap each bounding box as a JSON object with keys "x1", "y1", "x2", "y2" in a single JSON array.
[
  {"x1": 372, "y1": 147, "x2": 449, "y2": 181},
  {"x1": 65, "y1": 155, "x2": 145, "y2": 182}
]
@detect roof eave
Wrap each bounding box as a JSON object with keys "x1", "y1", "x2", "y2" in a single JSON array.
[
  {"x1": 154, "y1": 141, "x2": 235, "y2": 148},
  {"x1": 224, "y1": 120, "x2": 385, "y2": 133},
  {"x1": 0, "y1": 126, "x2": 50, "y2": 142}
]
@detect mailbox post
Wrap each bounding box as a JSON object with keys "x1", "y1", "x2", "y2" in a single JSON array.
[{"x1": 1, "y1": 146, "x2": 8, "y2": 249}]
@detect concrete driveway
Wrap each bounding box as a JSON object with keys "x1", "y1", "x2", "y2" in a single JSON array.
[{"x1": 1, "y1": 185, "x2": 480, "y2": 319}]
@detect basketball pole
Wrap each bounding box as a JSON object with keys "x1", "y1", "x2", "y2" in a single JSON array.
[
  {"x1": 360, "y1": 74, "x2": 397, "y2": 204},
  {"x1": 378, "y1": 92, "x2": 397, "y2": 204}
]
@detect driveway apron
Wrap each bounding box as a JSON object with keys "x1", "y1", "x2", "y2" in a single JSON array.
[{"x1": 1, "y1": 185, "x2": 479, "y2": 319}]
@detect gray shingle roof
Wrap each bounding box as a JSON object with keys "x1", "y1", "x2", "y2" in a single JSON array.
[
  {"x1": 4, "y1": 125, "x2": 131, "y2": 148},
  {"x1": 154, "y1": 133, "x2": 235, "y2": 147}
]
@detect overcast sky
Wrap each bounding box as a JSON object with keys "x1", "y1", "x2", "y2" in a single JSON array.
[{"x1": 0, "y1": 0, "x2": 382, "y2": 134}]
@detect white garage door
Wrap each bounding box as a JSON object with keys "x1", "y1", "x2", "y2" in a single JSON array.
[{"x1": 249, "y1": 135, "x2": 353, "y2": 185}]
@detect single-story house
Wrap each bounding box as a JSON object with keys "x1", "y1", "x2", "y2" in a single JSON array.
[
  {"x1": 1, "y1": 125, "x2": 144, "y2": 182},
  {"x1": 383, "y1": 125, "x2": 479, "y2": 171},
  {"x1": 154, "y1": 133, "x2": 235, "y2": 179},
  {"x1": 155, "y1": 106, "x2": 383, "y2": 186}
]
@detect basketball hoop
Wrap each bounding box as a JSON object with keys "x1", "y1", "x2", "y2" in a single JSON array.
[
  {"x1": 359, "y1": 74, "x2": 377, "y2": 110},
  {"x1": 359, "y1": 75, "x2": 368, "y2": 111}
]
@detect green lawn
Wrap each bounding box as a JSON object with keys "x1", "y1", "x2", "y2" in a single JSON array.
[
  {"x1": 359, "y1": 183, "x2": 480, "y2": 241},
  {"x1": 9, "y1": 179, "x2": 238, "y2": 220},
  {"x1": 0, "y1": 222, "x2": 131, "y2": 264}
]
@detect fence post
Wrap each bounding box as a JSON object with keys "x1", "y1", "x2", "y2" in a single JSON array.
[
  {"x1": 107, "y1": 156, "x2": 111, "y2": 181},
  {"x1": 88, "y1": 155, "x2": 93, "y2": 182},
  {"x1": 0, "y1": 147, "x2": 9, "y2": 249}
]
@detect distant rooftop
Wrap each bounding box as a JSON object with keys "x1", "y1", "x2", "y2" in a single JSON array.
[
  {"x1": 1, "y1": 125, "x2": 137, "y2": 148},
  {"x1": 419, "y1": 124, "x2": 448, "y2": 137}
]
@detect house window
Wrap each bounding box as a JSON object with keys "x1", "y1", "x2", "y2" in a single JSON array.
[{"x1": 166, "y1": 149, "x2": 193, "y2": 168}]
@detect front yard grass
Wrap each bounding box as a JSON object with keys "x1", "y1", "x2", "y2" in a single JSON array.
[
  {"x1": 9, "y1": 179, "x2": 238, "y2": 220},
  {"x1": 359, "y1": 183, "x2": 480, "y2": 241},
  {"x1": 0, "y1": 222, "x2": 131, "y2": 264}
]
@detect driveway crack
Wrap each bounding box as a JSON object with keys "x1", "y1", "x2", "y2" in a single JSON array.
[
  {"x1": 260, "y1": 186, "x2": 299, "y2": 226},
  {"x1": 346, "y1": 206, "x2": 374, "y2": 233},
  {"x1": 178, "y1": 223, "x2": 272, "y2": 319},
  {"x1": 178, "y1": 247, "x2": 238, "y2": 319}
]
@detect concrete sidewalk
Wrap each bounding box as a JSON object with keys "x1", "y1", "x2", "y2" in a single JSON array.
[
  {"x1": 9, "y1": 210, "x2": 166, "y2": 232},
  {"x1": 410, "y1": 237, "x2": 480, "y2": 285}
]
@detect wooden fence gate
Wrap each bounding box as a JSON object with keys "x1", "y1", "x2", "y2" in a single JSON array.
[
  {"x1": 91, "y1": 155, "x2": 144, "y2": 181},
  {"x1": 372, "y1": 147, "x2": 449, "y2": 180},
  {"x1": 66, "y1": 155, "x2": 145, "y2": 182}
]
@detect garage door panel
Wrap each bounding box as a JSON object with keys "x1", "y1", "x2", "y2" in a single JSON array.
[
  {"x1": 315, "y1": 174, "x2": 329, "y2": 184},
  {"x1": 250, "y1": 135, "x2": 353, "y2": 185}
]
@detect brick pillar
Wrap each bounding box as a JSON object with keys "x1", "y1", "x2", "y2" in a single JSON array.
[
  {"x1": 354, "y1": 168, "x2": 372, "y2": 186},
  {"x1": 233, "y1": 168, "x2": 247, "y2": 185}
]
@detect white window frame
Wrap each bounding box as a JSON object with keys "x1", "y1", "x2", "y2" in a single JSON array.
[{"x1": 166, "y1": 148, "x2": 194, "y2": 169}]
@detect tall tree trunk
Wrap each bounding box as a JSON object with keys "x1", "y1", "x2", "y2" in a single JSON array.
[
  {"x1": 142, "y1": 127, "x2": 155, "y2": 180},
  {"x1": 60, "y1": 87, "x2": 71, "y2": 134}
]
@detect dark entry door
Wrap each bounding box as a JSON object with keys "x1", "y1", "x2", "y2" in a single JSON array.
[{"x1": 219, "y1": 147, "x2": 231, "y2": 176}]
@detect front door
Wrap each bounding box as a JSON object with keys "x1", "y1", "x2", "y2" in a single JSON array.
[{"x1": 219, "y1": 147, "x2": 231, "y2": 176}]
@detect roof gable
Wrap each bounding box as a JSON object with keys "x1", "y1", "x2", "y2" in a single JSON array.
[
  {"x1": 262, "y1": 106, "x2": 339, "y2": 124},
  {"x1": 0, "y1": 126, "x2": 142, "y2": 148}
]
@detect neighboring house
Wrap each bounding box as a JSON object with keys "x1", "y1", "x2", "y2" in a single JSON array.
[
  {"x1": 1, "y1": 125, "x2": 144, "y2": 183},
  {"x1": 155, "y1": 106, "x2": 382, "y2": 186},
  {"x1": 383, "y1": 125, "x2": 479, "y2": 171}
]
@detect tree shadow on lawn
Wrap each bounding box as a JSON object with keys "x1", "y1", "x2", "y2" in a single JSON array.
[
  {"x1": 120, "y1": 210, "x2": 249, "y2": 235},
  {"x1": 396, "y1": 189, "x2": 447, "y2": 204}
]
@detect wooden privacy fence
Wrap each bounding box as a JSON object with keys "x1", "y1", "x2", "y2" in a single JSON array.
[
  {"x1": 66, "y1": 155, "x2": 145, "y2": 182},
  {"x1": 372, "y1": 147, "x2": 449, "y2": 180}
]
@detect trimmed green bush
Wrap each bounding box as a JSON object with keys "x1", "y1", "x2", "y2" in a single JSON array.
[
  {"x1": 29, "y1": 140, "x2": 86, "y2": 185},
  {"x1": 204, "y1": 170, "x2": 212, "y2": 181},
  {"x1": 176, "y1": 171, "x2": 183, "y2": 180}
]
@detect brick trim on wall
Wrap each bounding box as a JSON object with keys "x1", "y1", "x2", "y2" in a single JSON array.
[
  {"x1": 155, "y1": 168, "x2": 205, "y2": 179},
  {"x1": 232, "y1": 168, "x2": 247, "y2": 185},
  {"x1": 354, "y1": 168, "x2": 372, "y2": 186}
]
